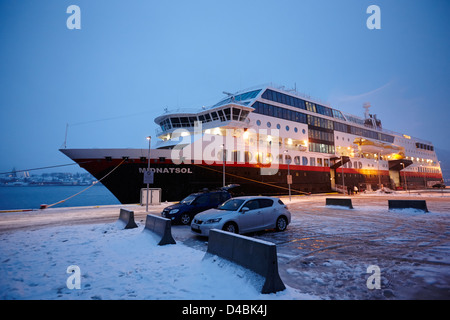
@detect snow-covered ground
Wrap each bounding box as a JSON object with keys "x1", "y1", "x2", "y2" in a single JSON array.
[
  {"x1": 0, "y1": 191, "x2": 449, "y2": 300},
  {"x1": 0, "y1": 214, "x2": 315, "y2": 300}
]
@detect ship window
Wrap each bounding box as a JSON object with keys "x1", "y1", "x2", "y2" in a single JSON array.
[
  {"x1": 231, "y1": 150, "x2": 241, "y2": 163},
  {"x1": 278, "y1": 154, "x2": 283, "y2": 164},
  {"x1": 239, "y1": 110, "x2": 249, "y2": 121},
  {"x1": 232, "y1": 108, "x2": 241, "y2": 121},
  {"x1": 294, "y1": 156, "x2": 300, "y2": 165},
  {"x1": 244, "y1": 151, "x2": 252, "y2": 163},
  {"x1": 294, "y1": 127, "x2": 298, "y2": 133},
  {"x1": 267, "y1": 122, "x2": 271, "y2": 128},
  {"x1": 302, "y1": 156, "x2": 308, "y2": 166},
  {"x1": 310, "y1": 157, "x2": 316, "y2": 166},
  {"x1": 189, "y1": 117, "x2": 198, "y2": 125},
  {"x1": 223, "y1": 108, "x2": 231, "y2": 121},
  {"x1": 198, "y1": 115, "x2": 205, "y2": 123},
  {"x1": 262, "y1": 89, "x2": 273, "y2": 101},
  {"x1": 211, "y1": 112, "x2": 219, "y2": 121},
  {"x1": 285, "y1": 155, "x2": 292, "y2": 164},
  {"x1": 219, "y1": 110, "x2": 226, "y2": 122},
  {"x1": 256, "y1": 120, "x2": 261, "y2": 126},
  {"x1": 286, "y1": 125, "x2": 290, "y2": 131},
  {"x1": 204, "y1": 113, "x2": 212, "y2": 122},
  {"x1": 171, "y1": 117, "x2": 181, "y2": 127},
  {"x1": 317, "y1": 158, "x2": 323, "y2": 166}
]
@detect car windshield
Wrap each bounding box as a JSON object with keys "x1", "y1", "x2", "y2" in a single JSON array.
[
  {"x1": 217, "y1": 199, "x2": 245, "y2": 211},
  {"x1": 180, "y1": 195, "x2": 196, "y2": 205}
]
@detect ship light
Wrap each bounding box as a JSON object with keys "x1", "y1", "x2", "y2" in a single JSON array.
[
  {"x1": 205, "y1": 129, "x2": 211, "y2": 134},
  {"x1": 243, "y1": 131, "x2": 249, "y2": 140},
  {"x1": 287, "y1": 138, "x2": 293, "y2": 145}
]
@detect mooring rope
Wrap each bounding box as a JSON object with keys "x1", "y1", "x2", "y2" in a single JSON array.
[
  {"x1": 44, "y1": 159, "x2": 126, "y2": 209},
  {"x1": 0, "y1": 161, "x2": 93, "y2": 175}
]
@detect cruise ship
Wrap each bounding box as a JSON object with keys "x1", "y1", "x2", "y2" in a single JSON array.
[{"x1": 60, "y1": 84, "x2": 443, "y2": 203}]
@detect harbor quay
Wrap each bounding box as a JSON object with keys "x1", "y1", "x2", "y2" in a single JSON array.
[{"x1": 0, "y1": 192, "x2": 449, "y2": 299}]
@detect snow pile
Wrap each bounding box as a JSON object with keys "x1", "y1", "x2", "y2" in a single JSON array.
[{"x1": 0, "y1": 221, "x2": 317, "y2": 300}]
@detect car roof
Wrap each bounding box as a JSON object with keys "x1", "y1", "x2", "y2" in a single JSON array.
[
  {"x1": 230, "y1": 196, "x2": 279, "y2": 200},
  {"x1": 190, "y1": 190, "x2": 229, "y2": 196}
]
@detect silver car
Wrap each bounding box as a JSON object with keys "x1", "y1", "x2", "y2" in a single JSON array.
[{"x1": 190, "y1": 196, "x2": 291, "y2": 237}]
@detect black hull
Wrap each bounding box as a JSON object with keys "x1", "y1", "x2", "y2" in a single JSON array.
[{"x1": 78, "y1": 160, "x2": 333, "y2": 203}]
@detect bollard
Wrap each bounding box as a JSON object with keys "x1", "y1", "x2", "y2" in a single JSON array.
[
  {"x1": 204, "y1": 229, "x2": 285, "y2": 294},
  {"x1": 326, "y1": 198, "x2": 353, "y2": 209},
  {"x1": 117, "y1": 208, "x2": 138, "y2": 229},
  {"x1": 143, "y1": 214, "x2": 176, "y2": 245}
]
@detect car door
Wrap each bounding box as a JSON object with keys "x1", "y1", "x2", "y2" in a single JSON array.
[
  {"x1": 191, "y1": 194, "x2": 210, "y2": 215},
  {"x1": 257, "y1": 199, "x2": 276, "y2": 228},
  {"x1": 238, "y1": 199, "x2": 264, "y2": 233}
]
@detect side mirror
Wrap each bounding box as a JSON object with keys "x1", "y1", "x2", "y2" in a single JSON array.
[{"x1": 241, "y1": 207, "x2": 249, "y2": 214}]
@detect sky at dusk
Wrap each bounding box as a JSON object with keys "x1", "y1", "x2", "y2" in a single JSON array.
[{"x1": 1, "y1": 0, "x2": 449, "y2": 174}]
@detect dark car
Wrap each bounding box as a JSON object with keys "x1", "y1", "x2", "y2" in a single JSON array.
[
  {"x1": 432, "y1": 183, "x2": 446, "y2": 189},
  {"x1": 161, "y1": 189, "x2": 232, "y2": 225}
]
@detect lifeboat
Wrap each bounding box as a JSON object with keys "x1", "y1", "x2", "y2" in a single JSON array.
[{"x1": 353, "y1": 137, "x2": 405, "y2": 158}]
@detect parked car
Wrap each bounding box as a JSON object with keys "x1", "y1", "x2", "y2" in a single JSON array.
[
  {"x1": 432, "y1": 183, "x2": 446, "y2": 189},
  {"x1": 161, "y1": 189, "x2": 231, "y2": 225},
  {"x1": 190, "y1": 196, "x2": 291, "y2": 237}
]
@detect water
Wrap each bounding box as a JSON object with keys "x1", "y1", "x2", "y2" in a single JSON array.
[{"x1": 0, "y1": 185, "x2": 121, "y2": 210}]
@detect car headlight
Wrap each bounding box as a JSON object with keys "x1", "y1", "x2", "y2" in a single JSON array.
[
  {"x1": 205, "y1": 218, "x2": 221, "y2": 224},
  {"x1": 169, "y1": 209, "x2": 179, "y2": 214}
]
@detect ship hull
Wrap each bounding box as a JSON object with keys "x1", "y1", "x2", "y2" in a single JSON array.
[{"x1": 60, "y1": 148, "x2": 442, "y2": 204}]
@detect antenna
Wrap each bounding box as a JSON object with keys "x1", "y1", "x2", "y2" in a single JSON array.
[
  {"x1": 62, "y1": 123, "x2": 69, "y2": 149},
  {"x1": 363, "y1": 102, "x2": 371, "y2": 119}
]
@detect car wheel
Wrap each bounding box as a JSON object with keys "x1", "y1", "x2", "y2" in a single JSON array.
[
  {"x1": 276, "y1": 216, "x2": 288, "y2": 231},
  {"x1": 223, "y1": 222, "x2": 238, "y2": 234},
  {"x1": 180, "y1": 213, "x2": 191, "y2": 225}
]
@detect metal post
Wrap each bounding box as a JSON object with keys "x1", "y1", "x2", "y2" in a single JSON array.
[
  {"x1": 284, "y1": 150, "x2": 291, "y2": 201},
  {"x1": 377, "y1": 153, "x2": 381, "y2": 190},
  {"x1": 341, "y1": 156, "x2": 345, "y2": 194},
  {"x1": 146, "y1": 136, "x2": 151, "y2": 212}
]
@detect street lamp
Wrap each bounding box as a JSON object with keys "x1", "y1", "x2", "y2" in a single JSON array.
[
  {"x1": 284, "y1": 150, "x2": 292, "y2": 201},
  {"x1": 221, "y1": 144, "x2": 226, "y2": 188},
  {"x1": 146, "y1": 136, "x2": 151, "y2": 212}
]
